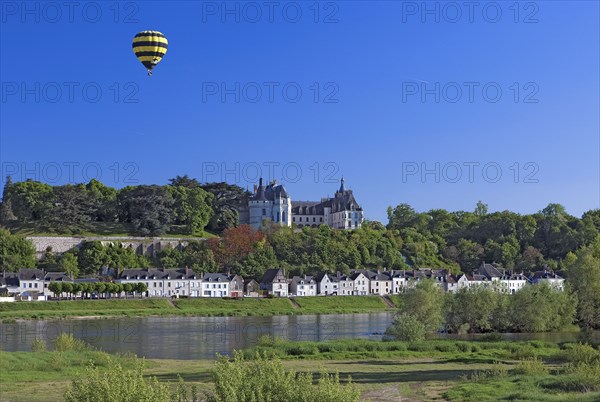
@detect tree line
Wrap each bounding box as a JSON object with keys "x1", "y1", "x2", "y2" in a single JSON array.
[
  {"x1": 47, "y1": 281, "x2": 148, "y2": 300},
  {"x1": 387, "y1": 236, "x2": 600, "y2": 335},
  {"x1": 0, "y1": 176, "x2": 248, "y2": 236}
]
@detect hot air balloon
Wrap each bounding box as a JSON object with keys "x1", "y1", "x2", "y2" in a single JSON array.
[{"x1": 132, "y1": 30, "x2": 168, "y2": 76}]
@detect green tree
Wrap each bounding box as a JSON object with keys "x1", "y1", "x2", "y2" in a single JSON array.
[
  {"x1": 384, "y1": 313, "x2": 426, "y2": 341},
  {"x1": 117, "y1": 186, "x2": 174, "y2": 236},
  {"x1": 201, "y1": 182, "x2": 249, "y2": 232},
  {"x1": 9, "y1": 180, "x2": 53, "y2": 221},
  {"x1": 43, "y1": 184, "x2": 95, "y2": 234},
  {"x1": 77, "y1": 241, "x2": 106, "y2": 275},
  {"x1": 565, "y1": 236, "x2": 600, "y2": 329},
  {"x1": 60, "y1": 253, "x2": 79, "y2": 279},
  {"x1": 48, "y1": 282, "x2": 63, "y2": 300},
  {"x1": 444, "y1": 287, "x2": 510, "y2": 333},
  {"x1": 388, "y1": 279, "x2": 444, "y2": 337},
  {"x1": 510, "y1": 282, "x2": 577, "y2": 332},
  {"x1": 167, "y1": 186, "x2": 213, "y2": 235},
  {"x1": 0, "y1": 176, "x2": 17, "y2": 224},
  {"x1": 0, "y1": 229, "x2": 36, "y2": 272}
]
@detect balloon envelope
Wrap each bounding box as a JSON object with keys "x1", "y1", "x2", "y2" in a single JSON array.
[{"x1": 132, "y1": 31, "x2": 168, "y2": 76}]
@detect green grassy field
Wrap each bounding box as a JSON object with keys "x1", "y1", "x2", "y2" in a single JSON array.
[
  {"x1": 0, "y1": 296, "x2": 395, "y2": 321},
  {"x1": 2, "y1": 339, "x2": 599, "y2": 402}
]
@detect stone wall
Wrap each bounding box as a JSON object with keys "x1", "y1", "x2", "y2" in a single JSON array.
[{"x1": 27, "y1": 236, "x2": 206, "y2": 259}]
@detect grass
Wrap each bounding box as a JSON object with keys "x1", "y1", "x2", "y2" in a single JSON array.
[
  {"x1": 2, "y1": 340, "x2": 600, "y2": 401},
  {"x1": 0, "y1": 296, "x2": 396, "y2": 321},
  {"x1": 291, "y1": 295, "x2": 391, "y2": 313},
  {"x1": 7, "y1": 221, "x2": 217, "y2": 238}
]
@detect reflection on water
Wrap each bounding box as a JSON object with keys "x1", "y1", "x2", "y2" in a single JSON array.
[
  {"x1": 0, "y1": 313, "x2": 394, "y2": 359},
  {"x1": 2, "y1": 313, "x2": 597, "y2": 360}
]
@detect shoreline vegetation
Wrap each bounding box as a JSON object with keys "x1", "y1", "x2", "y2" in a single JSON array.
[
  {"x1": 0, "y1": 296, "x2": 399, "y2": 321},
  {"x1": 1, "y1": 336, "x2": 599, "y2": 401}
]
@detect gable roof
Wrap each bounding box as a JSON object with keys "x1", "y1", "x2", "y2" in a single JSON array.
[
  {"x1": 119, "y1": 268, "x2": 198, "y2": 280},
  {"x1": 477, "y1": 263, "x2": 504, "y2": 279},
  {"x1": 18, "y1": 269, "x2": 44, "y2": 281},
  {"x1": 260, "y1": 268, "x2": 286, "y2": 284}
]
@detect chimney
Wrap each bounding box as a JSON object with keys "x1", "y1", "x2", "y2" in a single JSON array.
[{"x1": 253, "y1": 184, "x2": 257, "y2": 192}]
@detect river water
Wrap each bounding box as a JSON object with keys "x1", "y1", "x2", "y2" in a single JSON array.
[
  {"x1": 2, "y1": 313, "x2": 597, "y2": 360},
  {"x1": 0, "y1": 313, "x2": 394, "y2": 359}
]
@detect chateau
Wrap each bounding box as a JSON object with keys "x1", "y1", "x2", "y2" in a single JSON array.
[{"x1": 243, "y1": 177, "x2": 364, "y2": 230}]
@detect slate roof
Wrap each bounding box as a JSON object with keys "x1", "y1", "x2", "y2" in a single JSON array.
[
  {"x1": 477, "y1": 263, "x2": 504, "y2": 279},
  {"x1": 0, "y1": 272, "x2": 19, "y2": 287},
  {"x1": 119, "y1": 268, "x2": 198, "y2": 280},
  {"x1": 18, "y1": 269, "x2": 44, "y2": 281},
  {"x1": 203, "y1": 273, "x2": 229, "y2": 282},
  {"x1": 530, "y1": 271, "x2": 564, "y2": 281},
  {"x1": 260, "y1": 268, "x2": 286, "y2": 284},
  {"x1": 45, "y1": 272, "x2": 72, "y2": 282},
  {"x1": 291, "y1": 275, "x2": 316, "y2": 284},
  {"x1": 251, "y1": 178, "x2": 289, "y2": 201}
]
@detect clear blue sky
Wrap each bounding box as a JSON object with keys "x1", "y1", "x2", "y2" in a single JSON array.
[{"x1": 1, "y1": 1, "x2": 599, "y2": 222}]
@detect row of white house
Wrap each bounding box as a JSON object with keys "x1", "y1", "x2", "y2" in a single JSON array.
[
  {"x1": 0, "y1": 263, "x2": 565, "y2": 301},
  {"x1": 287, "y1": 263, "x2": 565, "y2": 297}
]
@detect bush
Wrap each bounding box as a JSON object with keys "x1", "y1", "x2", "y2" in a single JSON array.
[
  {"x1": 205, "y1": 351, "x2": 360, "y2": 402},
  {"x1": 31, "y1": 338, "x2": 46, "y2": 352},
  {"x1": 513, "y1": 357, "x2": 548, "y2": 375},
  {"x1": 562, "y1": 343, "x2": 600, "y2": 365},
  {"x1": 385, "y1": 313, "x2": 426, "y2": 342},
  {"x1": 54, "y1": 333, "x2": 87, "y2": 352},
  {"x1": 64, "y1": 356, "x2": 174, "y2": 402}
]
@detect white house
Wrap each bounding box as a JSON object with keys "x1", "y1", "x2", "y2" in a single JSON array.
[
  {"x1": 201, "y1": 273, "x2": 230, "y2": 297},
  {"x1": 290, "y1": 275, "x2": 317, "y2": 296},
  {"x1": 350, "y1": 272, "x2": 370, "y2": 295},
  {"x1": 369, "y1": 272, "x2": 393, "y2": 295},
  {"x1": 500, "y1": 273, "x2": 529, "y2": 294},
  {"x1": 337, "y1": 274, "x2": 355, "y2": 296},
  {"x1": 260, "y1": 268, "x2": 289, "y2": 297},
  {"x1": 17, "y1": 269, "x2": 45, "y2": 297},
  {"x1": 315, "y1": 272, "x2": 339, "y2": 295},
  {"x1": 118, "y1": 268, "x2": 200, "y2": 297},
  {"x1": 530, "y1": 270, "x2": 565, "y2": 291}
]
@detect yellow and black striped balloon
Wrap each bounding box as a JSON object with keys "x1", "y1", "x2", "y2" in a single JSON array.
[{"x1": 132, "y1": 31, "x2": 168, "y2": 76}]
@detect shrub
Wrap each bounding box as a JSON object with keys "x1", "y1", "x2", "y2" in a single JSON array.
[
  {"x1": 64, "y1": 357, "x2": 173, "y2": 402},
  {"x1": 562, "y1": 343, "x2": 600, "y2": 365},
  {"x1": 385, "y1": 313, "x2": 426, "y2": 342},
  {"x1": 479, "y1": 333, "x2": 504, "y2": 342},
  {"x1": 513, "y1": 357, "x2": 548, "y2": 375},
  {"x1": 205, "y1": 351, "x2": 360, "y2": 402},
  {"x1": 510, "y1": 344, "x2": 536, "y2": 360},
  {"x1": 31, "y1": 338, "x2": 46, "y2": 352},
  {"x1": 567, "y1": 363, "x2": 600, "y2": 392},
  {"x1": 54, "y1": 333, "x2": 87, "y2": 352}
]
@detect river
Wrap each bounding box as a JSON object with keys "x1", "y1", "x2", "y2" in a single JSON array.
[{"x1": 1, "y1": 313, "x2": 597, "y2": 360}]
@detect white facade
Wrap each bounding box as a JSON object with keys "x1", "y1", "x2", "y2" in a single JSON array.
[
  {"x1": 290, "y1": 276, "x2": 317, "y2": 296},
  {"x1": 369, "y1": 274, "x2": 392, "y2": 295},
  {"x1": 317, "y1": 274, "x2": 339, "y2": 295},
  {"x1": 249, "y1": 178, "x2": 292, "y2": 229},
  {"x1": 352, "y1": 273, "x2": 370, "y2": 295}
]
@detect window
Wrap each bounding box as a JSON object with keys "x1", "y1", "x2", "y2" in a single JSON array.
[
  {"x1": 262, "y1": 208, "x2": 266, "y2": 215},
  {"x1": 282, "y1": 212, "x2": 286, "y2": 221},
  {"x1": 320, "y1": 217, "x2": 323, "y2": 222},
  {"x1": 293, "y1": 217, "x2": 296, "y2": 222},
  {"x1": 313, "y1": 217, "x2": 316, "y2": 222}
]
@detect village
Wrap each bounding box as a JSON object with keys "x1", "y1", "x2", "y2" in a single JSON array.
[{"x1": 0, "y1": 262, "x2": 565, "y2": 302}]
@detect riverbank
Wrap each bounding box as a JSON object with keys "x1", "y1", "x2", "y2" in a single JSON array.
[
  {"x1": 2, "y1": 339, "x2": 599, "y2": 401},
  {"x1": 0, "y1": 296, "x2": 398, "y2": 321}
]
